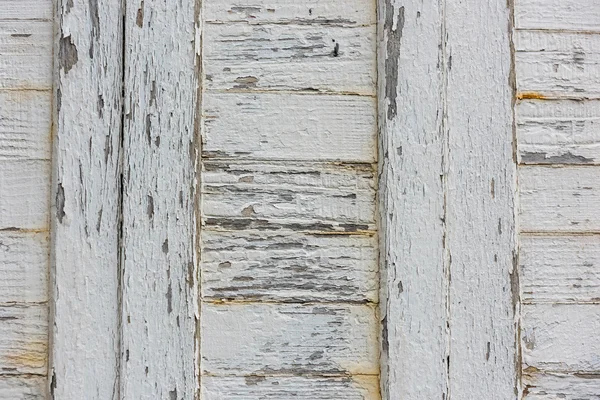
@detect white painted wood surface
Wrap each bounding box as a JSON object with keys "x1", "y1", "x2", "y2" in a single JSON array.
[
  {"x1": 523, "y1": 371, "x2": 600, "y2": 400},
  {"x1": 0, "y1": 305, "x2": 47, "y2": 375},
  {"x1": 0, "y1": 377, "x2": 46, "y2": 400},
  {"x1": 51, "y1": 0, "x2": 122, "y2": 398},
  {"x1": 121, "y1": 0, "x2": 199, "y2": 398},
  {"x1": 515, "y1": 0, "x2": 600, "y2": 32}
]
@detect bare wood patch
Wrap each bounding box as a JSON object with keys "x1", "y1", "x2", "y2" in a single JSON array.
[{"x1": 0, "y1": 304, "x2": 46, "y2": 375}]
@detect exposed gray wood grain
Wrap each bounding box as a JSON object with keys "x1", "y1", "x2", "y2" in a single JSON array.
[
  {"x1": 201, "y1": 303, "x2": 378, "y2": 376},
  {"x1": 202, "y1": 230, "x2": 377, "y2": 303},
  {"x1": 517, "y1": 99, "x2": 600, "y2": 164},
  {"x1": 523, "y1": 371, "x2": 600, "y2": 399},
  {"x1": 203, "y1": 23, "x2": 376, "y2": 94},
  {"x1": 0, "y1": 376, "x2": 45, "y2": 399},
  {"x1": 0, "y1": 231, "x2": 47, "y2": 304},
  {"x1": 202, "y1": 375, "x2": 379, "y2": 400},
  {"x1": 0, "y1": 305, "x2": 46, "y2": 375},
  {"x1": 515, "y1": 0, "x2": 600, "y2": 32},
  {"x1": 203, "y1": 93, "x2": 376, "y2": 162},
  {"x1": 121, "y1": 0, "x2": 199, "y2": 397}
]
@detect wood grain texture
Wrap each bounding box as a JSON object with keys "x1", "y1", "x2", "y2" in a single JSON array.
[
  {"x1": 201, "y1": 303, "x2": 378, "y2": 375},
  {"x1": 517, "y1": 99, "x2": 600, "y2": 165},
  {"x1": 203, "y1": 23, "x2": 376, "y2": 94},
  {"x1": 516, "y1": 30, "x2": 600, "y2": 99},
  {"x1": 51, "y1": 0, "x2": 123, "y2": 398},
  {"x1": 121, "y1": 0, "x2": 199, "y2": 397},
  {"x1": 202, "y1": 375, "x2": 379, "y2": 400},
  {"x1": 0, "y1": 0, "x2": 52, "y2": 21},
  {"x1": 202, "y1": 92, "x2": 376, "y2": 162},
  {"x1": 0, "y1": 231, "x2": 48, "y2": 304},
  {"x1": 204, "y1": 0, "x2": 375, "y2": 26},
  {"x1": 0, "y1": 305, "x2": 46, "y2": 375},
  {"x1": 0, "y1": 376, "x2": 45, "y2": 399},
  {"x1": 0, "y1": 20, "x2": 51, "y2": 90},
  {"x1": 520, "y1": 166, "x2": 600, "y2": 232},
  {"x1": 523, "y1": 371, "x2": 600, "y2": 400},
  {"x1": 522, "y1": 304, "x2": 600, "y2": 373},
  {"x1": 520, "y1": 235, "x2": 600, "y2": 304},
  {"x1": 0, "y1": 90, "x2": 51, "y2": 161},
  {"x1": 515, "y1": 0, "x2": 600, "y2": 32}
]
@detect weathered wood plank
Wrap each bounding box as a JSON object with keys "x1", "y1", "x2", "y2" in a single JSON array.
[
  {"x1": 203, "y1": 23, "x2": 376, "y2": 94},
  {"x1": 522, "y1": 304, "x2": 600, "y2": 373},
  {"x1": 523, "y1": 371, "x2": 600, "y2": 400},
  {"x1": 201, "y1": 230, "x2": 377, "y2": 303},
  {"x1": 0, "y1": 305, "x2": 46, "y2": 375},
  {"x1": 202, "y1": 161, "x2": 376, "y2": 231},
  {"x1": 516, "y1": 30, "x2": 600, "y2": 99},
  {"x1": 521, "y1": 235, "x2": 600, "y2": 304},
  {"x1": 51, "y1": 0, "x2": 122, "y2": 398},
  {"x1": 202, "y1": 375, "x2": 379, "y2": 400},
  {"x1": 520, "y1": 166, "x2": 600, "y2": 232},
  {"x1": 517, "y1": 99, "x2": 600, "y2": 164},
  {"x1": 0, "y1": 231, "x2": 47, "y2": 304},
  {"x1": 377, "y1": 0, "x2": 447, "y2": 398},
  {"x1": 0, "y1": 0, "x2": 51, "y2": 20},
  {"x1": 0, "y1": 160, "x2": 49, "y2": 230},
  {"x1": 121, "y1": 0, "x2": 199, "y2": 397},
  {"x1": 445, "y1": 0, "x2": 517, "y2": 397},
  {"x1": 201, "y1": 303, "x2": 378, "y2": 376},
  {"x1": 515, "y1": 0, "x2": 600, "y2": 32},
  {"x1": 0, "y1": 376, "x2": 45, "y2": 399},
  {"x1": 0, "y1": 90, "x2": 51, "y2": 161},
  {"x1": 204, "y1": 0, "x2": 375, "y2": 26},
  {"x1": 0, "y1": 20, "x2": 51, "y2": 89},
  {"x1": 203, "y1": 92, "x2": 376, "y2": 162}
]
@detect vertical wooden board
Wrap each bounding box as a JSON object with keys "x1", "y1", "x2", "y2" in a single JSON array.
[
  {"x1": 0, "y1": 0, "x2": 52, "y2": 20},
  {"x1": 520, "y1": 235, "x2": 600, "y2": 304},
  {"x1": 517, "y1": 99, "x2": 600, "y2": 165},
  {"x1": 0, "y1": 21, "x2": 52, "y2": 89},
  {"x1": 0, "y1": 90, "x2": 51, "y2": 161},
  {"x1": 377, "y1": 1, "x2": 447, "y2": 398},
  {"x1": 522, "y1": 304, "x2": 600, "y2": 372},
  {"x1": 0, "y1": 377, "x2": 46, "y2": 399},
  {"x1": 121, "y1": 0, "x2": 199, "y2": 397},
  {"x1": 445, "y1": 0, "x2": 517, "y2": 397},
  {"x1": 0, "y1": 231, "x2": 48, "y2": 304},
  {"x1": 0, "y1": 305, "x2": 47, "y2": 375},
  {"x1": 523, "y1": 371, "x2": 600, "y2": 400},
  {"x1": 515, "y1": 0, "x2": 600, "y2": 31},
  {"x1": 51, "y1": 0, "x2": 123, "y2": 398}
]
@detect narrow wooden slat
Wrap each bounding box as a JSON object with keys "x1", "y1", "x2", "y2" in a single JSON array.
[
  {"x1": 51, "y1": 0, "x2": 123, "y2": 397},
  {"x1": 0, "y1": 20, "x2": 51, "y2": 89},
  {"x1": 515, "y1": 0, "x2": 600, "y2": 32},
  {"x1": 522, "y1": 304, "x2": 600, "y2": 373},
  {"x1": 201, "y1": 303, "x2": 378, "y2": 376},
  {"x1": 203, "y1": 23, "x2": 376, "y2": 94},
  {"x1": 121, "y1": 0, "x2": 199, "y2": 397},
  {"x1": 0, "y1": 0, "x2": 52, "y2": 21},
  {"x1": 0, "y1": 231, "x2": 48, "y2": 304},
  {"x1": 0, "y1": 376, "x2": 46, "y2": 399},
  {"x1": 517, "y1": 99, "x2": 600, "y2": 165},
  {"x1": 0, "y1": 305, "x2": 46, "y2": 375},
  {"x1": 202, "y1": 375, "x2": 379, "y2": 400},
  {"x1": 523, "y1": 371, "x2": 600, "y2": 399},
  {"x1": 520, "y1": 166, "x2": 600, "y2": 232},
  {"x1": 202, "y1": 93, "x2": 376, "y2": 162}
]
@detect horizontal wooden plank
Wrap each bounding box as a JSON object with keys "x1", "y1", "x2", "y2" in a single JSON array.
[
  {"x1": 203, "y1": 23, "x2": 375, "y2": 94},
  {"x1": 519, "y1": 166, "x2": 600, "y2": 232},
  {"x1": 0, "y1": 0, "x2": 52, "y2": 20},
  {"x1": 523, "y1": 371, "x2": 600, "y2": 399},
  {"x1": 522, "y1": 304, "x2": 600, "y2": 373},
  {"x1": 0, "y1": 90, "x2": 51, "y2": 161},
  {"x1": 521, "y1": 235, "x2": 600, "y2": 304},
  {"x1": 0, "y1": 231, "x2": 48, "y2": 303},
  {"x1": 0, "y1": 377, "x2": 45, "y2": 399},
  {"x1": 516, "y1": 30, "x2": 600, "y2": 99},
  {"x1": 201, "y1": 303, "x2": 378, "y2": 375},
  {"x1": 0, "y1": 20, "x2": 51, "y2": 90},
  {"x1": 0, "y1": 160, "x2": 50, "y2": 230},
  {"x1": 517, "y1": 99, "x2": 600, "y2": 164},
  {"x1": 202, "y1": 92, "x2": 376, "y2": 162},
  {"x1": 0, "y1": 304, "x2": 46, "y2": 375},
  {"x1": 201, "y1": 230, "x2": 377, "y2": 302},
  {"x1": 202, "y1": 161, "x2": 376, "y2": 231},
  {"x1": 202, "y1": 375, "x2": 379, "y2": 400},
  {"x1": 515, "y1": 0, "x2": 600, "y2": 31},
  {"x1": 204, "y1": 0, "x2": 375, "y2": 26}
]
